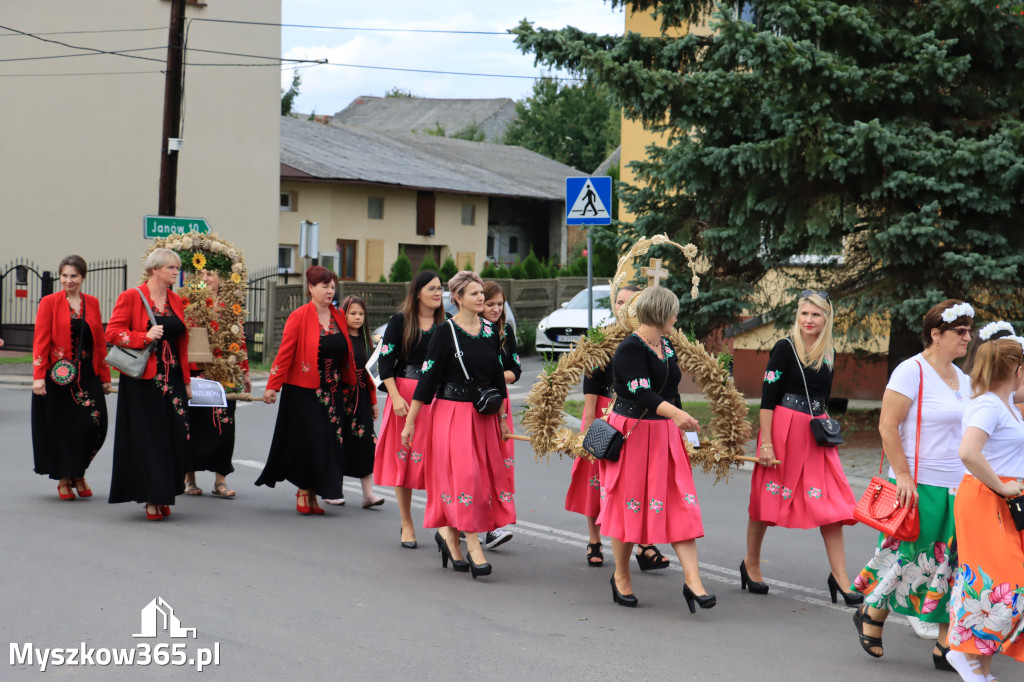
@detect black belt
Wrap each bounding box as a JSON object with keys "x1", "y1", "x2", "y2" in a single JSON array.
[
  {"x1": 611, "y1": 397, "x2": 667, "y2": 420},
  {"x1": 398, "y1": 366, "x2": 422, "y2": 380},
  {"x1": 439, "y1": 383, "x2": 474, "y2": 403},
  {"x1": 780, "y1": 393, "x2": 827, "y2": 416}
]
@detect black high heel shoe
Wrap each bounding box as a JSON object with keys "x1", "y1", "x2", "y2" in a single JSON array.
[
  {"x1": 739, "y1": 560, "x2": 769, "y2": 595},
  {"x1": 933, "y1": 642, "x2": 955, "y2": 671},
  {"x1": 827, "y1": 574, "x2": 864, "y2": 606},
  {"x1": 467, "y1": 549, "x2": 492, "y2": 579},
  {"x1": 610, "y1": 575, "x2": 638, "y2": 607},
  {"x1": 635, "y1": 544, "x2": 670, "y2": 571},
  {"x1": 434, "y1": 530, "x2": 444, "y2": 553},
  {"x1": 682, "y1": 583, "x2": 716, "y2": 614},
  {"x1": 400, "y1": 528, "x2": 417, "y2": 549},
  {"x1": 439, "y1": 533, "x2": 469, "y2": 572}
]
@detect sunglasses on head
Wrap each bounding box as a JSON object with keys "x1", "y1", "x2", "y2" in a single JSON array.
[{"x1": 801, "y1": 290, "x2": 829, "y2": 301}]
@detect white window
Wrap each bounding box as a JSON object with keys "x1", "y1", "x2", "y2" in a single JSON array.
[
  {"x1": 280, "y1": 192, "x2": 296, "y2": 212},
  {"x1": 461, "y1": 204, "x2": 475, "y2": 226},
  {"x1": 278, "y1": 245, "x2": 296, "y2": 273},
  {"x1": 368, "y1": 197, "x2": 384, "y2": 220}
]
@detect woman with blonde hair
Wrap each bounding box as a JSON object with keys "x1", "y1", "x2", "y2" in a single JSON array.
[
  {"x1": 401, "y1": 271, "x2": 511, "y2": 578},
  {"x1": 106, "y1": 248, "x2": 191, "y2": 520},
  {"x1": 742, "y1": 291, "x2": 861, "y2": 604},
  {"x1": 850, "y1": 300, "x2": 973, "y2": 668},
  {"x1": 946, "y1": 337, "x2": 1024, "y2": 681},
  {"x1": 598, "y1": 286, "x2": 711, "y2": 611}
]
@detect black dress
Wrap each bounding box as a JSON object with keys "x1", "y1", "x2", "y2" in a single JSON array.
[
  {"x1": 255, "y1": 319, "x2": 348, "y2": 498},
  {"x1": 187, "y1": 372, "x2": 236, "y2": 477},
  {"x1": 108, "y1": 306, "x2": 189, "y2": 505},
  {"x1": 342, "y1": 334, "x2": 377, "y2": 479},
  {"x1": 32, "y1": 305, "x2": 108, "y2": 479}
]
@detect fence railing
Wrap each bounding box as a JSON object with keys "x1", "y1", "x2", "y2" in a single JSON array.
[{"x1": 258, "y1": 277, "x2": 594, "y2": 362}]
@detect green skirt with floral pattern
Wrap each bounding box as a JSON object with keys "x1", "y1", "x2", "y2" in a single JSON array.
[{"x1": 851, "y1": 481, "x2": 958, "y2": 621}]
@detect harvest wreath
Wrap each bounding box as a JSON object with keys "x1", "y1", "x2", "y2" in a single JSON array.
[
  {"x1": 142, "y1": 232, "x2": 248, "y2": 390},
  {"x1": 521, "y1": 235, "x2": 754, "y2": 483}
]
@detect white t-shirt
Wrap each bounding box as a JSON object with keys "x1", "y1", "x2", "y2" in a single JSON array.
[
  {"x1": 962, "y1": 393, "x2": 1024, "y2": 478},
  {"x1": 885, "y1": 354, "x2": 969, "y2": 488}
]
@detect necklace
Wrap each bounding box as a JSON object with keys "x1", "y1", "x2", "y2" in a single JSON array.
[
  {"x1": 922, "y1": 352, "x2": 962, "y2": 400},
  {"x1": 635, "y1": 331, "x2": 664, "y2": 357}
]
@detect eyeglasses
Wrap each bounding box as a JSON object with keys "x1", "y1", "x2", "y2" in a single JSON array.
[
  {"x1": 801, "y1": 290, "x2": 829, "y2": 300},
  {"x1": 425, "y1": 286, "x2": 444, "y2": 293},
  {"x1": 946, "y1": 327, "x2": 972, "y2": 337}
]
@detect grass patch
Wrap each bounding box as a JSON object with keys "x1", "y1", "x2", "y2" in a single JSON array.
[{"x1": 0, "y1": 353, "x2": 32, "y2": 364}]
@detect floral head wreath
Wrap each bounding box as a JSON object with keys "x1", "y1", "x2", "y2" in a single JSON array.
[
  {"x1": 978, "y1": 321, "x2": 1015, "y2": 341},
  {"x1": 940, "y1": 302, "x2": 975, "y2": 324},
  {"x1": 1011, "y1": 336, "x2": 1024, "y2": 356}
]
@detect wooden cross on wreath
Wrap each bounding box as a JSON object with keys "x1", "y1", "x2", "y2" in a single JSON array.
[{"x1": 641, "y1": 258, "x2": 669, "y2": 287}]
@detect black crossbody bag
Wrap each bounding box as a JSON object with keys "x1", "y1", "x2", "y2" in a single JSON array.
[
  {"x1": 447, "y1": 320, "x2": 503, "y2": 415},
  {"x1": 786, "y1": 337, "x2": 843, "y2": 446}
]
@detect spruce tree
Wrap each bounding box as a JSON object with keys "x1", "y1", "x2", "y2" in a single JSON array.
[
  {"x1": 514, "y1": 1, "x2": 1024, "y2": 366},
  {"x1": 389, "y1": 248, "x2": 413, "y2": 283}
]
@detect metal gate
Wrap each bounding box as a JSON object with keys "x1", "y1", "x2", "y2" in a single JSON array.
[{"x1": 245, "y1": 266, "x2": 286, "y2": 365}]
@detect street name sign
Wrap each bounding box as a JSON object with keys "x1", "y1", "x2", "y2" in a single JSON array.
[{"x1": 144, "y1": 215, "x2": 211, "y2": 239}]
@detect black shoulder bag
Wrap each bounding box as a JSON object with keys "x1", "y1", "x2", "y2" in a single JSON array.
[
  {"x1": 786, "y1": 337, "x2": 843, "y2": 446},
  {"x1": 447, "y1": 319, "x2": 503, "y2": 415}
]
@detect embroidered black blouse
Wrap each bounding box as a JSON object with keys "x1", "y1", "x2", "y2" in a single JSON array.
[
  {"x1": 377, "y1": 312, "x2": 440, "y2": 380},
  {"x1": 412, "y1": 318, "x2": 508, "y2": 404},
  {"x1": 610, "y1": 333, "x2": 682, "y2": 417},
  {"x1": 760, "y1": 337, "x2": 834, "y2": 410},
  {"x1": 497, "y1": 322, "x2": 522, "y2": 383}
]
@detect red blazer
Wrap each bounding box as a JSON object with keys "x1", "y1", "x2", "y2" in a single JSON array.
[
  {"x1": 105, "y1": 285, "x2": 190, "y2": 383},
  {"x1": 268, "y1": 302, "x2": 357, "y2": 391},
  {"x1": 33, "y1": 291, "x2": 112, "y2": 383}
]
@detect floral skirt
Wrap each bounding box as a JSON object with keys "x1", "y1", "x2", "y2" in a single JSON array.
[
  {"x1": 423, "y1": 399, "x2": 515, "y2": 532},
  {"x1": 596, "y1": 415, "x2": 703, "y2": 545},
  {"x1": 852, "y1": 481, "x2": 957, "y2": 621},
  {"x1": 748, "y1": 406, "x2": 856, "y2": 529},
  {"x1": 565, "y1": 395, "x2": 612, "y2": 518},
  {"x1": 373, "y1": 378, "x2": 430, "y2": 490},
  {"x1": 949, "y1": 475, "x2": 1024, "y2": 661},
  {"x1": 502, "y1": 397, "x2": 515, "y2": 494}
]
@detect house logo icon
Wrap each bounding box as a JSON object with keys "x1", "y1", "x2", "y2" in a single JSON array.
[{"x1": 132, "y1": 597, "x2": 197, "y2": 639}]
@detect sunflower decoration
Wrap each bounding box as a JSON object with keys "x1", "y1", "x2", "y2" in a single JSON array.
[
  {"x1": 142, "y1": 231, "x2": 249, "y2": 390},
  {"x1": 522, "y1": 234, "x2": 753, "y2": 484}
]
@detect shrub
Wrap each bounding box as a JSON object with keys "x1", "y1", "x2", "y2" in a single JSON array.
[
  {"x1": 419, "y1": 253, "x2": 439, "y2": 274},
  {"x1": 509, "y1": 263, "x2": 527, "y2": 279},
  {"x1": 522, "y1": 247, "x2": 546, "y2": 279},
  {"x1": 480, "y1": 262, "x2": 498, "y2": 278},
  {"x1": 389, "y1": 248, "x2": 413, "y2": 282},
  {"x1": 496, "y1": 265, "x2": 512, "y2": 278},
  {"x1": 439, "y1": 256, "x2": 458, "y2": 281},
  {"x1": 516, "y1": 321, "x2": 536, "y2": 356}
]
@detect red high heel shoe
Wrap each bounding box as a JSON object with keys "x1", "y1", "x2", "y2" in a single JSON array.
[
  {"x1": 145, "y1": 504, "x2": 164, "y2": 521},
  {"x1": 309, "y1": 494, "x2": 325, "y2": 515},
  {"x1": 296, "y1": 490, "x2": 312, "y2": 515},
  {"x1": 159, "y1": 505, "x2": 171, "y2": 517},
  {"x1": 57, "y1": 481, "x2": 75, "y2": 500},
  {"x1": 72, "y1": 478, "x2": 93, "y2": 498}
]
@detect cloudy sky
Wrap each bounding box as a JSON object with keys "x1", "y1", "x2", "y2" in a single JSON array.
[{"x1": 280, "y1": 0, "x2": 624, "y2": 116}]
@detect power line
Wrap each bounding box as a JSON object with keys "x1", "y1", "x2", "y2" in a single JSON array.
[
  {"x1": 0, "y1": 26, "x2": 166, "y2": 38},
  {"x1": 0, "y1": 24, "x2": 168, "y2": 63},
  {"x1": 0, "y1": 46, "x2": 166, "y2": 63},
  {"x1": 187, "y1": 17, "x2": 509, "y2": 36},
  {"x1": 315, "y1": 61, "x2": 581, "y2": 81},
  {"x1": 0, "y1": 70, "x2": 163, "y2": 78}
]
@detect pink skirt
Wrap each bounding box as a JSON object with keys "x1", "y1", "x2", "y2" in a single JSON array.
[
  {"x1": 502, "y1": 397, "x2": 515, "y2": 493},
  {"x1": 372, "y1": 378, "x2": 430, "y2": 490},
  {"x1": 596, "y1": 414, "x2": 703, "y2": 544},
  {"x1": 565, "y1": 395, "x2": 612, "y2": 517},
  {"x1": 748, "y1": 406, "x2": 856, "y2": 529},
  {"x1": 423, "y1": 399, "x2": 516, "y2": 532}
]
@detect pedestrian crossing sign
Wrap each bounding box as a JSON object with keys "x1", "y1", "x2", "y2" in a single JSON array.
[{"x1": 565, "y1": 176, "x2": 612, "y2": 225}]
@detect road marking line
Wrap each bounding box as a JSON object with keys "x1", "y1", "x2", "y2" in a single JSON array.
[{"x1": 232, "y1": 459, "x2": 912, "y2": 626}]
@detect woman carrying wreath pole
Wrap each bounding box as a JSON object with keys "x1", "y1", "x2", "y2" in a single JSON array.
[
  {"x1": 742, "y1": 291, "x2": 862, "y2": 605},
  {"x1": 183, "y1": 267, "x2": 251, "y2": 499}
]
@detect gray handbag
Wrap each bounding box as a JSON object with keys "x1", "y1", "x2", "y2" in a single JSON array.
[{"x1": 105, "y1": 288, "x2": 158, "y2": 380}]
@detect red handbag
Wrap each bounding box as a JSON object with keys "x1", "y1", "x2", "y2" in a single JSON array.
[{"x1": 854, "y1": 361, "x2": 922, "y2": 541}]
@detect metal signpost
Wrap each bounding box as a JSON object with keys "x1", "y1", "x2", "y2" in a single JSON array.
[{"x1": 565, "y1": 176, "x2": 612, "y2": 329}]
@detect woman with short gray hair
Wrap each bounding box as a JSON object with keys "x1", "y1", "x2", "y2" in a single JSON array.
[{"x1": 597, "y1": 286, "x2": 714, "y2": 612}]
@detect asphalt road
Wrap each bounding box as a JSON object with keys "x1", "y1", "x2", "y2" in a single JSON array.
[{"x1": 1, "y1": 356, "x2": 1012, "y2": 680}]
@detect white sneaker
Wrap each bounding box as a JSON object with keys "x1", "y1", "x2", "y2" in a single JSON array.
[
  {"x1": 908, "y1": 616, "x2": 940, "y2": 639},
  {"x1": 945, "y1": 649, "x2": 987, "y2": 681},
  {"x1": 484, "y1": 528, "x2": 513, "y2": 549}
]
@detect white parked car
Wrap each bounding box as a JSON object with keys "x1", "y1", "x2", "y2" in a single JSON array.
[{"x1": 535, "y1": 285, "x2": 613, "y2": 354}]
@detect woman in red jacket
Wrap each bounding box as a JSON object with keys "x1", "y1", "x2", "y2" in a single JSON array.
[
  {"x1": 32, "y1": 255, "x2": 112, "y2": 500},
  {"x1": 105, "y1": 248, "x2": 191, "y2": 520},
  {"x1": 257, "y1": 266, "x2": 357, "y2": 514}
]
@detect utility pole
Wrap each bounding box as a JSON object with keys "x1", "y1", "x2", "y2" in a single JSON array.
[{"x1": 158, "y1": 0, "x2": 187, "y2": 216}]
